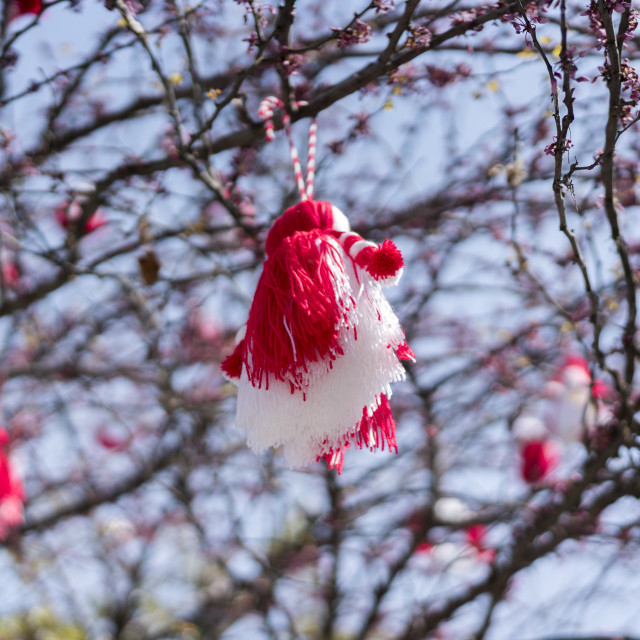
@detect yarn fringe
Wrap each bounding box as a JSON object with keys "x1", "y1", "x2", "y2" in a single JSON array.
[
  {"x1": 321, "y1": 394, "x2": 397, "y2": 474},
  {"x1": 221, "y1": 340, "x2": 244, "y2": 380},
  {"x1": 396, "y1": 340, "x2": 416, "y2": 362},
  {"x1": 244, "y1": 230, "x2": 353, "y2": 391}
]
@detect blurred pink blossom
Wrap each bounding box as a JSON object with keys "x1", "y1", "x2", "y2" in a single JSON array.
[
  {"x1": 180, "y1": 309, "x2": 224, "y2": 364},
  {"x1": 2, "y1": 262, "x2": 20, "y2": 289},
  {"x1": 96, "y1": 425, "x2": 131, "y2": 452}
]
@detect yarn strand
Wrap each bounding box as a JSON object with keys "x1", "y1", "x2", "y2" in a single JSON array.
[
  {"x1": 306, "y1": 119, "x2": 317, "y2": 200},
  {"x1": 258, "y1": 97, "x2": 318, "y2": 203}
]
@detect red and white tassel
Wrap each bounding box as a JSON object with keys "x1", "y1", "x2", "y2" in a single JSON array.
[
  {"x1": 222, "y1": 100, "x2": 414, "y2": 472},
  {"x1": 513, "y1": 415, "x2": 559, "y2": 484}
]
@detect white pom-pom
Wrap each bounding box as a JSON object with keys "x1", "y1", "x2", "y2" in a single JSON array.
[
  {"x1": 434, "y1": 497, "x2": 471, "y2": 523},
  {"x1": 513, "y1": 415, "x2": 548, "y2": 443}
]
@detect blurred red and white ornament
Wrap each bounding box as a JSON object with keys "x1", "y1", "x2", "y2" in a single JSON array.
[
  {"x1": 415, "y1": 524, "x2": 495, "y2": 571},
  {"x1": 512, "y1": 414, "x2": 547, "y2": 443},
  {"x1": 513, "y1": 415, "x2": 559, "y2": 484},
  {"x1": 545, "y1": 356, "x2": 612, "y2": 444},
  {"x1": 0, "y1": 428, "x2": 24, "y2": 540},
  {"x1": 413, "y1": 499, "x2": 495, "y2": 567},
  {"x1": 55, "y1": 185, "x2": 107, "y2": 236},
  {"x1": 6, "y1": 0, "x2": 42, "y2": 22},
  {"x1": 222, "y1": 200, "x2": 413, "y2": 473},
  {"x1": 519, "y1": 439, "x2": 559, "y2": 484},
  {"x1": 221, "y1": 98, "x2": 413, "y2": 473}
]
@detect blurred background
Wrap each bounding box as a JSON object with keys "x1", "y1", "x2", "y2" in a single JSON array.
[{"x1": 0, "y1": 0, "x2": 639, "y2": 638}]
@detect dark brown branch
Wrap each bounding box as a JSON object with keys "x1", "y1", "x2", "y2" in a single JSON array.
[{"x1": 597, "y1": 0, "x2": 637, "y2": 392}]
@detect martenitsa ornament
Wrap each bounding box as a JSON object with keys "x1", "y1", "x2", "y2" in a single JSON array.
[{"x1": 222, "y1": 98, "x2": 414, "y2": 473}]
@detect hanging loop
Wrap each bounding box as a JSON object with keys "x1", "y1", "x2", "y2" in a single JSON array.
[
  {"x1": 258, "y1": 97, "x2": 318, "y2": 203},
  {"x1": 305, "y1": 119, "x2": 317, "y2": 200}
]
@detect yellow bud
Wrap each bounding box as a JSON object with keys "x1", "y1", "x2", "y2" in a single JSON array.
[
  {"x1": 487, "y1": 163, "x2": 504, "y2": 178},
  {"x1": 185, "y1": 220, "x2": 205, "y2": 235},
  {"x1": 539, "y1": 35, "x2": 551, "y2": 44},
  {"x1": 552, "y1": 44, "x2": 562, "y2": 58},
  {"x1": 516, "y1": 48, "x2": 537, "y2": 58},
  {"x1": 168, "y1": 72, "x2": 183, "y2": 85},
  {"x1": 221, "y1": 383, "x2": 238, "y2": 397},
  {"x1": 116, "y1": 18, "x2": 127, "y2": 27},
  {"x1": 177, "y1": 622, "x2": 200, "y2": 639},
  {"x1": 487, "y1": 79, "x2": 499, "y2": 92},
  {"x1": 383, "y1": 99, "x2": 394, "y2": 110}
]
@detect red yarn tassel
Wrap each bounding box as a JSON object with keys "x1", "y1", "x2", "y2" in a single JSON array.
[
  {"x1": 396, "y1": 340, "x2": 416, "y2": 362},
  {"x1": 222, "y1": 197, "x2": 413, "y2": 472},
  {"x1": 221, "y1": 340, "x2": 244, "y2": 380},
  {"x1": 321, "y1": 394, "x2": 397, "y2": 474},
  {"x1": 354, "y1": 394, "x2": 397, "y2": 453},
  {"x1": 243, "y1": 229, "x2": 351, "y2": 390}
]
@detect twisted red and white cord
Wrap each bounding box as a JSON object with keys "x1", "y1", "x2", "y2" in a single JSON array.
[
  {"x1": 306, "y1": 120, "x2": 317, "y2": 200},
  {"x1": 258, "y1": 96, "x2": 317, "y2": 202}
]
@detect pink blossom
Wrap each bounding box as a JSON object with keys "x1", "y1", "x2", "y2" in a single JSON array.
[
  {"x1": 425, "y1": 64, "x2": 471, "y2": 88},
  {"x1": 180, "y1": 310, "x2": 224, "y2": 364},
  {"x1": 544, "y1": 136, "x2": 573, "y2": 156},
  {"x1": 373, "y1": 0, "x2": 394, "y2": 13},
  {"x1": 242, "y1": 31, "x2": 259, "y2": 52},
  {"x1": 280, "y1": 50, "x2": 304, "y2": 77},
  {"x1": 332, "y1": 20, "x2": 372, "y2": 48},
  {"x1": 2, "y1": 262, "x2": 20, "y2": 289},
  {"x1": 406, "y1": 24, "x2": 432, "y2": 50},
  {"x1": 96, "y1": 425, "x2": 131, "y2": 452},
  {"x1": 452, "y1": 9, "x2": 483, "y2": 30}
]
